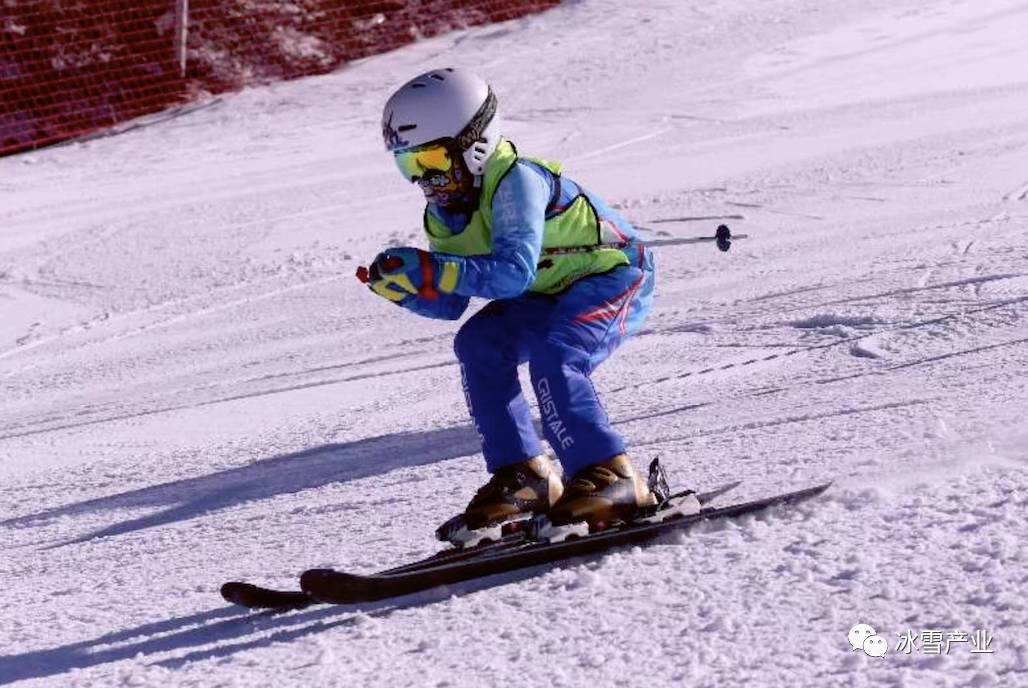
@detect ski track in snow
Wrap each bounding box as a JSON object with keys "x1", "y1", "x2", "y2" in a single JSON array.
[{"x1": 3, "y1": 0, "x2": 1028, "y2": 686}]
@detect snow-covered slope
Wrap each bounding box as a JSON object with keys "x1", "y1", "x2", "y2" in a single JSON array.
[{"x1": 2, "y1": 0, "x2": 1028, "y2": 685}]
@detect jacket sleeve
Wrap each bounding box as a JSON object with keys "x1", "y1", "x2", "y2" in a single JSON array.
[
  {"x1": 438, "y1": 161, "x2": 551, "y2": 300},
  {"x1": 395, "y1": 291, "x2": 470, "y2": 320}
]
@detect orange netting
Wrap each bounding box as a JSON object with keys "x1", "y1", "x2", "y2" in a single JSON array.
[{"x1": 0, "y1": 0, "x2": 559, "y2": 157}]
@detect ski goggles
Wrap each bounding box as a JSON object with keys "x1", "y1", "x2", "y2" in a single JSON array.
[{"x1": 393, "y1": 141, "x2": 455, "y2": 182}]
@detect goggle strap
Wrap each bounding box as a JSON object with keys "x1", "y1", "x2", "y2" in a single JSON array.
[{"x1": 454, "y1": 88, "x2": 497, "y2": 151}]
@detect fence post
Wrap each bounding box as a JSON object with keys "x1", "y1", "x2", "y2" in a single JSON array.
[{"x1": 174, "y1": 0, "x2": 189, "y2": 77}]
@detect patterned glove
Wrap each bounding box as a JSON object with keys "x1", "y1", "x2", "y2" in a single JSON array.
[{"x1": 358, "y1": 247, "x2": 445, "y2": 302}]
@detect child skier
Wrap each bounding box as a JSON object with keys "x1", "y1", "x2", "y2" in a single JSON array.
[{"x1": 365, "y1": 68, "x2": 657, "y2": 543}]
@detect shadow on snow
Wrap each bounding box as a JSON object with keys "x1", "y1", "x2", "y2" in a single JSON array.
[
  {"x1": 2, "y1": 405, "x2": 708, "y2": 547},
  {"x1": 2, "y1": 424, "x2": 481, "y2": 546},
  {"x1": 0, "y1": 566, "x2": 553, "y2": 685}
]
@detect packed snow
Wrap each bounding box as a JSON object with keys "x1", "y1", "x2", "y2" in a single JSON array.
[{"x1": 2, "y1": 0, "x2": 1028, "y2": 686}]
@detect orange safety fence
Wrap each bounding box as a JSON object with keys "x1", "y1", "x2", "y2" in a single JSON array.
[{"x1": 0, "y1": 0, "x2": 559, "y2": 157}]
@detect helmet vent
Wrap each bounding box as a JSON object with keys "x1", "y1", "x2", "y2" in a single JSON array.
[
  {"x1": 411, "y1": 83, "x2": 426, "y2": 89},
  {"x1": 430, "y1": 73, "x2": 446, "y2": 81},
  {"x1": 398, "y1": 124, "x2": 417, "y2": 132}
]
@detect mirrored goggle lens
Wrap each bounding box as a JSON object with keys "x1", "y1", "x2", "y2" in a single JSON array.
[{"x1": 393, "y1": 144, "x2": 453, "y2": 181}]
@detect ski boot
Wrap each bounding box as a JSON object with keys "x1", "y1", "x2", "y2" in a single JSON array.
[
  {"x1": 436, "y1": 455, "x2": 563, "y2": 548},
  {"x1": 529, "y1": 455, "x2": 696, "y2": 542}
]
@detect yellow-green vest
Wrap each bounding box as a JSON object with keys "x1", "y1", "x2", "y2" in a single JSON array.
[{"x1": 423, "y1": 140, "x2": 630, "y2": 295}]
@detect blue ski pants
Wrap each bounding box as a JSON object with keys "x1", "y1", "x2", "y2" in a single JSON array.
[{"x1": 453, "y1": 255, "x2": 655, "y2": 477}]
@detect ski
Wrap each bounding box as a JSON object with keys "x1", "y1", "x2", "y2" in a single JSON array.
[
  {"x1": 299, "y1": 481, "x2": 831, "y2": 605},
  {"x1": 220, "y1": 582, "x2": 311, "y2": 610},
  {"x1": 219, "y1": 479, "x2": 742, "y2": 610}
]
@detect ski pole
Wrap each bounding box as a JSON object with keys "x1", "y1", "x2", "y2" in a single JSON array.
[
  {"x1": 357, "y1": 225, "x2": 746, "y2": 284},
  {"x1": 542, "y1": 224, "x2": 745, "y2": 255}
]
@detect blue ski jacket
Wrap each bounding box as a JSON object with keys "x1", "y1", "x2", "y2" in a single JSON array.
[{"x1": 399, "y1": 159, "x2": 645, "y2": 320}]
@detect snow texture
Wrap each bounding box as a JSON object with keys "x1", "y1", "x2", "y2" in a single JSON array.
[{"x1": 2, "y1": 0, "x2": 1028, "y2": 686}]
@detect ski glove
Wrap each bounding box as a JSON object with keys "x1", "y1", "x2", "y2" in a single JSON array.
[{"x1": 358, "y1": 247, "x2": 461, "y2": 303}]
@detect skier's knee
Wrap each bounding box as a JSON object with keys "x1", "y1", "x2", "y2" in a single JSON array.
[
  {"x1": 528, "y1": 339, "x2": 571, "y2": 378},
  {"x1": 454, "y1": 316, "x2": 494, "y2": 363},
  {"x1": 453, "y1": 321, "x2": 475, "y2": 362}
]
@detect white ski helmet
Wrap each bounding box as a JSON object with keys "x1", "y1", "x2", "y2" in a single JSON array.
[{"x1": 381, "y1": 68, "x2": 501, "y2": 177}]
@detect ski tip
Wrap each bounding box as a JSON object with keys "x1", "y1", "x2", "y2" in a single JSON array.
[
  {"x1": 220, "y1": 581, "x2": 311, "y2": 610},
  {"x1": 220, "y1": 581, "x2": 255, "y2": 604}
]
